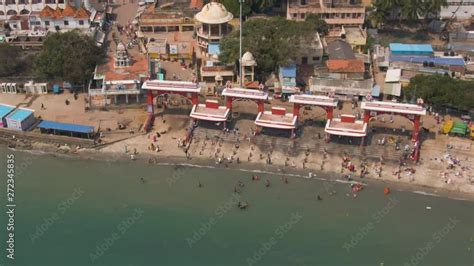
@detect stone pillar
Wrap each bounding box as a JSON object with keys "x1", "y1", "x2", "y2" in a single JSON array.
[
  {"x1": 326, "y1": 107, "x2": 334, "y2": 120},
  {"x1": 226, "y1": 97, "x2": 233, "y2": 110},
  {"x1": 293, "y1": 103, "x2": 300, "y2": 117},
  {"x1": 412, "y1": 115, "x2": 421, "y2": 142},
  {"x1": 125, "y1": 94, "x2": 129, "y2": 104},
  {"x1": 363, "y1": 111, "x2": 371, "y2": 123},
  {"x1": 146, "y1": 90, "x2": 154, "y2": 114},
  {"x1": 257, "y1": 101, "x2": 264, "y2": 113},
  {"x1": 191, "y1": 93, "x2": 198, "y2": 105}
]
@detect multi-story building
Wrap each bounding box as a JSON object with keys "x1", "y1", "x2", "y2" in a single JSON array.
[
  {"x1": 286, "y1": 0, "x2": 366, "y2": 28},
  {"x1": 0, "y1": 0, "x2": 91, "y2": 20}
]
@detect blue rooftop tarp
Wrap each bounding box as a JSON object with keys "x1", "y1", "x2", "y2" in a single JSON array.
[
  {"x1": 389, "y1": 43, "x2": 433, "y2": 55},
  {"x1": 37, "y1": 120, "x2": 94, "y2": 134},
  {"x1": 0, "y1": 104, "x2": 15, "y2": 119},
  {"x1": 372, "y1": 85, "x2": 381, "y2": 97},
  {"x1": 208, "y1": 43, "x2": 220, "y2": 56},
  {"x1": 8, "y1": 109, "x2": 33, "y2": 121},
  {"x1": 280, "y1": 64, "x2": 297, "y2": 77},
  {"x1": 389, "y1": 55, "x2": 465, "y2": 66}
]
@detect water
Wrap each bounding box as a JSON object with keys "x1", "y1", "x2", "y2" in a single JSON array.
[{"x1": 1, "y1": 148, "x2": 473, "y2": 266}]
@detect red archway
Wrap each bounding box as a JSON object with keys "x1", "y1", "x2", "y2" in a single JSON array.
[
  {"x1": 289, "y1": 95, "x2": 337, "y2": 122},
  {"x1": 222, "y1": 88, "x2": 268, "y2": 114},
  {"x1": 361, "y1": 101, "x2": 426, "y2": 161},
  {"x1": 142, "y1": 80, "x2": 200, "y2": 132}
]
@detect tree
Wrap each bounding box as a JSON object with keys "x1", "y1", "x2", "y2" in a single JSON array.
[
  {"x1": 305, "y1": 14, "x2": 328, "y2": 36},
  {"x1": 34, "y1": 30, "x2": 104, "y2": 85},
  {"x1": 401, "y1": 0, "x2": 426, "y2": 21},
  {"x1": 220, "y1": 17, "x2": 318, "y2": 79},
  {"x1": 0, "y1": 44, "x2": 23, "y2": 77},
  {"x1": 404, "y1": 75, "x2": 474, "y2": 111},
  {"x1": 221, "y1": 0, "x2": 252, "y2": 18}
]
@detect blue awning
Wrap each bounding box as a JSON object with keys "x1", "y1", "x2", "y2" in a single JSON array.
[
  {"x1": 37, "y1": 120, "x2": 94, "y2": 134},
  {"x1": 372, "y1": 85, "x2": 381, "y2": 97}
]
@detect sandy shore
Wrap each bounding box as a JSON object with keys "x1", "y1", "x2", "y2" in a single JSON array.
[{"x1": 3, "y1": 133, "x2": 474, "y2": 202}]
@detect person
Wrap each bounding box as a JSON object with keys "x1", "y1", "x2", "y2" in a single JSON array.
[
  {"x1": 265, "y1": 179, "x2": 270, "y2": 188},
  {"x1": 317, "y1": 195, "x2": 322, "y2": 201},
  {"x1": 41, "y1": 103, "x2": 45, "y2": 110},
  {"x1": 198, "y1": 181, "x2": 202, "y2": 188},
  {"x1": 284, "y1": 177, "x2": 288, "y2": 184},
  {"x1": 140, "y1": 177, "x2": 145, "y2": 183}
]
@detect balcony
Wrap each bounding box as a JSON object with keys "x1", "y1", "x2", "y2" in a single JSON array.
[{"x1": 196, "y1": 29, "x2": 224, "y2": 40}]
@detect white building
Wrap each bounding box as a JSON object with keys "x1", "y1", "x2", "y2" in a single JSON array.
[
  {"x1": 440, "y1": 0, "x2": 474, "y2": 21},
  {"x1": 36, "y1": 4, "x2": 91, "y2": 30},
  {"x1": 0, "y1": 0, "x2": 92, "y2": 20}
]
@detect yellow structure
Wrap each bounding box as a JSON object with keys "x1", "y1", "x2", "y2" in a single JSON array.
[{"x1": 441, "y1": 119, "x2": 454, "y2": 134}]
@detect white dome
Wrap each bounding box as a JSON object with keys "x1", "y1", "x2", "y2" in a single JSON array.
[
  {"x1": 117, "y1": 42, "x2": 126, "y2": 51},
  {"x1": 195, "y1": 2, "x2": 233, "y2": 24},
  {"x1": 242, "y1": 51, "x2": 256, "y2": 66}
]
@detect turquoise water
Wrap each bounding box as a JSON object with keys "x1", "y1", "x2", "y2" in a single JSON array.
[{"x1": 0, "y1": 148, "x2": 473, "y2": 266}]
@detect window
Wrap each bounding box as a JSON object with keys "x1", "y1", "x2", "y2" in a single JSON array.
[
  {"x1": 300, "y1": 0, "x2": 306, "y2": 5},
  {"x1": 44, "y1": 21, "x2": 49, "y2": 26},
  {"x1": 302, "y1": 57, "x2": 308, "y2": 64},
  {"x1": 293, "y1": 13, "x2": 297, "y2": 18},
  {"x1": 64, "y1": 20, "x2": 69, "y2": 26},
  {"x1": 79, "y1": 20, "x2": 84, "y2": 25},
  {"x1": 300, "y1": 13, "x2": 305, "y2": 19},
  {"x1": 312, "y1": 56, "x2": 320, "y2": 61}
]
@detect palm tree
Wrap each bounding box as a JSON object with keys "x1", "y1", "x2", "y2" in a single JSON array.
[
  {"x1": 401, "y1": 0, "x2": 425, "y2": 21},
  {"x1": 424, "y1": 0, "x2": 448, "y2": 17}
]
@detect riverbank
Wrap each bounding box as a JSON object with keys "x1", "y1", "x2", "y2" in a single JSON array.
[{"x1": 3, "y1": 134, "x2": 474, "y2": 202}]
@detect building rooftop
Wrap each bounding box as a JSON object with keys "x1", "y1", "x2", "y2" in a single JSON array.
[
  {"x1": 327, "y1": 40, "x2": 355, "y2": 60},
  {"x1": 195, "y1": 2, "x2": 233, "y2": 24},
  {"x1": 7, "y1": 108, "x2": 34, "y2": 121},
  {"x1": 310, "y1": 78, "x2": 372, "y2": 96},
  {"x1": 190, "y1": 101, "x2": 230, "y2": 122},
  {"x1": 325, "y1": 116, "x2": 367, "y2": 137},
  {"x1": 327, "y1": 59, "x2": 364, "y2": 73},
  {"x1": 39, "y1": 5, "x2": 90, "y2": 19},
  {"x1": 255, "y1": 108, "x2": 297, "y2": 130},
  {"x1": 0, "y1": 104, "x2": 15, "y2": 119},
  {"x1": 95, "y1": 53, "x2": 148, "y2": 81},
  {"x1": 389, "y1": 43, "x2": 433, "y2": 54},
  {"x1": 385, "y1": 68, "x2": 402, "y2": 82}
]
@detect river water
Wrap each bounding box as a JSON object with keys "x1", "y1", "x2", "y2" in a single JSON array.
[{"x1": 0, "y1": 147, "x2": 473, "y2": 266}]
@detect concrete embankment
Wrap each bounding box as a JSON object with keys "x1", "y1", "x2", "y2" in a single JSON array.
[{"x1": 0, "y1": 128, "x2": 94, "y2": 148}]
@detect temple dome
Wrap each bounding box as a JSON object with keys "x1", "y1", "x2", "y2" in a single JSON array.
[
  {"x1": 195, "y1": 2, "x2": 233, "y2": 24},
  {"x1": 242, "y1": 51, "x2": 256, "y2": 66}
]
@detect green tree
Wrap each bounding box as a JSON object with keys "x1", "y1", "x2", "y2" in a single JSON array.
[
  {"x1": 404, "y1": 75, "x2": 474, "y2": 110},
  {"x1": 221, "y1": 0, "x2": 252, "y2": 17},
  {"x1": 425, "y1": 0, "x2": 448, "y2": 17},
  {"x1": 220, "y1": 17, "x2": 317, "y2": 78},
  {"x1": 305, "y1": 13, "x2": 328, "y2": 36},
  {"x1": 0, "y1": 44, "x2": 23, "y2": 77},
  {"x1": 34, "y1": 30, "x2": 104, "y2": 85},
  {"x1": 401, "y1": 0, "x2": 426, "y2": 21}
]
